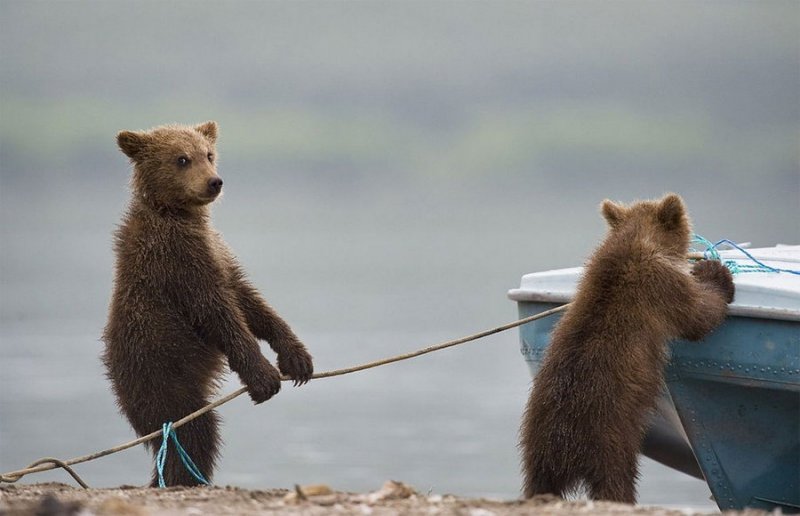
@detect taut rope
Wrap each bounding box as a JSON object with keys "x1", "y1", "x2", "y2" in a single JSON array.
[{"x1": 0, "y1": 304, "x2": 569, "y2": 488}]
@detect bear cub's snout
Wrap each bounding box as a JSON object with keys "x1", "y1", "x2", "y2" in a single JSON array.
[{"x1": 207, "y1": 177, "x2": 223, "y2": 195}]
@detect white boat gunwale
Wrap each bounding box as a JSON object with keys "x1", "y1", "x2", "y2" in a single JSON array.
[{"x1": 507, "y1": 245, "x2": 800, "y2": 322}]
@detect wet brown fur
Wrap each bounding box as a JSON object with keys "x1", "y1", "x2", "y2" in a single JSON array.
[
  {"x1": 519, "y1": 194, "x2": 734, "y2": 503},
  {"x1": 102, "y1": 121, "x2": 313, "y2": 487}
]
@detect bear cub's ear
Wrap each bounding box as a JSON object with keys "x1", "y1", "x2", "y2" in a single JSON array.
[
  {"x1": 601, "y1": 199, "x2": 627, "y2": 229},
  {"x1": 117, "y1": 131, "x2": 151, "y2": 161},
  {"x1": 657, "y1": 193, "x2": 686, "y2": 230},
  {"x1": 195, "y1": 121, "x2": 218, "y2": 144}
]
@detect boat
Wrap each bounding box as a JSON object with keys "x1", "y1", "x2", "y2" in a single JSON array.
[{"x1": 507, "y1": 244, "x2": 800, "y2": 513}]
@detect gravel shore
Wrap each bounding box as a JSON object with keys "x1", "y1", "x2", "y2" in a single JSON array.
[{"x1": 0, "y1": 481, "x2": 767, "y2": 516}]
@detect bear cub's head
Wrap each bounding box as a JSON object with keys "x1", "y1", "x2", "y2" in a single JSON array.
[
  {"x1": 117, "y1": 121, "x2": 222, "y2": 209},
  {"x1": 600, "y1": 193, "x2": 691, "y2": 256}
]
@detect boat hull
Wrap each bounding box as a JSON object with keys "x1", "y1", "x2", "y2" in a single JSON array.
[
  {"x1": 516, "y1": 300, "x2": 800, "y2": 512},
  {"x1": 665, "y1": 315, "x2": 799, "y2": 513}
]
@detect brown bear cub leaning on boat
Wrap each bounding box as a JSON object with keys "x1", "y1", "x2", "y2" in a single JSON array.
[
  {"x1": 103, "y1": 122, "x2": 313, "y2": 487},
  {"x1": 519, "y1": 194, "x2": 734, "y2": 503}
]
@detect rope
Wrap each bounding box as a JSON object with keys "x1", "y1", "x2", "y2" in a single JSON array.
[
  {"x1": 690, "y1": 234, "x2": 721, "y2": 261},
  {"x1": 156, "y1": 422, "x2": 209, "y2": 487},
  {"x1": 691, "y1": 235, "x2": 800, "y2": 276},
  {"x1": 0, "y1": 458, "x2": 89, "y2": 489},
  {"x1": 0, "y1": 304, "x2": 569, "y2": 488},
  {"x1": 4, "y1": 237, "x2": 794, "y2": 488}
]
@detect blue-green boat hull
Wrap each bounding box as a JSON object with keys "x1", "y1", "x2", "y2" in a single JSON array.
[{"x1": 517, "y1": 301, "x2": 800, "y2": 513}]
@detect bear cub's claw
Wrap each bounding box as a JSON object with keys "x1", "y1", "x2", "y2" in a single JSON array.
[
  {"x1": 692, "y1": 260, "x2": 735, "y2": 303},
  {"x1": 277, "y1": 346, "x2": 314, "y2": 386},
  {"x1": 245, "y1": 364, "x2": 283, "y2": 404}
]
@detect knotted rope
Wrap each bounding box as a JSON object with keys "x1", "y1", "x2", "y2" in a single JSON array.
[
  {"x1": 156, "y1": 422, "x2": 209, "y2": 487},
  {"x1": 691, "y1": 235, "x2": 800, "y2": 275}
]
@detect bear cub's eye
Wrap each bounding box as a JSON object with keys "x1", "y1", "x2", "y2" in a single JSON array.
[
  {"x1": 177, "y1": 156, "x2": 190, "y2": 167},
  {"x1": 207, "y1": 152, "x2": 214, "y2": 163}
]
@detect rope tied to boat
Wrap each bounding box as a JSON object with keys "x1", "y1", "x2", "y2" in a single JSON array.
[
  {"x1": 691, "y1": 234, "x2": 800, "y2": 276},
  {"x1": 0, "y1": 304, "x2": 569, "y2": 489},
  {"x1": 7, "y1": 237, "x2": 793, "y2": 489}
]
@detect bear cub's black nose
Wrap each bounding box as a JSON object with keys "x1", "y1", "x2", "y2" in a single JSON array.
[{"x1": 207, "y1": 177, "x2": 223, "y2": 194}]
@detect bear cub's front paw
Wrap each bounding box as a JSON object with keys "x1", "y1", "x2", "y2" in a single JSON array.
[
  {"x1": 692, "y1": 260, "x2": 735, "y2": 303},
  {"x1": 277, "y1": 345, "x2": 314, "y2": 386},
  {"x1": 245, "y1": 364, "x2": 283, "y2": 404}
]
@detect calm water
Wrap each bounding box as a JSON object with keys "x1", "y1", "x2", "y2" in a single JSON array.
[{"x1": 0, "y1": 187, "x2": 721, "y2": 509}]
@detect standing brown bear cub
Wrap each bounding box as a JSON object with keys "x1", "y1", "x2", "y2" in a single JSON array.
[
  {"x1": 519, "y1": 194, "x2": 734, "y2": 503},
  {"x1": 103, "y1": 121, "x2": 313, "y2": 487}
]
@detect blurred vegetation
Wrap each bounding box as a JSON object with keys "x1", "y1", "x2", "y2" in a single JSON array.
[
  {"x1": 1, "y1": 1, "x2": 797, "y2": 191},
  {"x1": 1, "y1": 95, "x2": 797, "y2": 187}
]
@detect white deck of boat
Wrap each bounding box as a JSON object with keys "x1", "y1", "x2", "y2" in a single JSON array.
[{"x1": 508, "y1": 244, "x2": 800, "y2": 321}]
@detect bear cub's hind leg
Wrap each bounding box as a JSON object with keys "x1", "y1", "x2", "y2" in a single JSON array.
[
  {"x1": 146, "y1": 411, "x2": 221, "y2": 487},
  {"x1": 586, "y1": 451, "x2": 638, "y2": 504}
]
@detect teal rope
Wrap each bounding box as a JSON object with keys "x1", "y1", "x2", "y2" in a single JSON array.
[
  {"x1": 155, "y1": 422, "x2": 210, "y2": 488},
  {"x1": 690, "y1": 234, "x2": 721, "y2": 262},
  {"x1": 691, "y1": 235, "x2": 800, "y2": 276}
]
